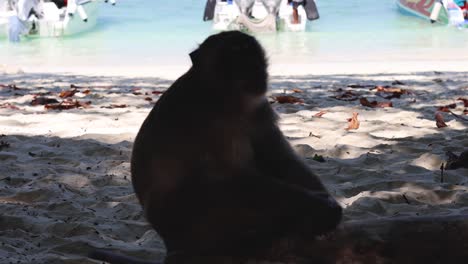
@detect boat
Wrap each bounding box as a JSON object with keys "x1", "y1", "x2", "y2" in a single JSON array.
[
  {"x1": 0, "y1": 1, "x2": 13, "y2": 37},
  {"x1": 396, "y1": 0, "x2": 468, "y2": 28},
  {"x1": 203, "y1": 0, "x2": 319, "y2": 32},
  {"x1": 0, "y1": 0, "x2": 117, "y2": 42}
]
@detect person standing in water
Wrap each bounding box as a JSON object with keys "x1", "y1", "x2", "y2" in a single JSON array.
[
  {"x1": 454, "y1": 0, "x2": 468, "y2": 18},
  {"x1": 51, "y1": 0, "x2": 68, "y2": 9},
  {"x1": 288, "y1": 0, "x2": 304, "y2": 24},
  {"x1": 8, "y1": 0, "x2": 42, "y2": 42}
]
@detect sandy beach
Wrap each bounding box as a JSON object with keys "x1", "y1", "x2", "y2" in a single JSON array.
[{"x1": 0, "y1": 67, "x2": 467, "y2": 263}]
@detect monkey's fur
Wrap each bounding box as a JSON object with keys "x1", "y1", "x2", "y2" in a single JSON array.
[{"x1": 91, "y1": 31, "x2": 342, "y2": 263}]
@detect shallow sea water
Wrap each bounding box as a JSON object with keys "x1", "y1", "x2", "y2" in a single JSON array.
[{"x1": 1, "y1": 0, "x2": 468, "y2": 72}]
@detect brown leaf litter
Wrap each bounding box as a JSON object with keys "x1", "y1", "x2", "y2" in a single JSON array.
[
  {"x1": 0, "y1": 103, "x2": 20, "y2": 110},
  {"x1": 346, "y1": 112, "x2": 360, "y2": 130},
  {"x1": 332, "y1": 89, "x2": 360, "y2": 101},
  {"x1": 273, "y1": 95, "x2": 304, "y2": 104},
  {"x1": 435, "y1": 112, "x2": 448, "y2": 128},
  {"x1": 373, "y1": 86, "x2": 409, "y2": 99},
  {"x1": 31, "y1": 97, "x2": 60, "y2": 106},
  {"x1": 313, "y1": 111, "x2": 327, "y2": 117},
  {"x1": 45, "y1": 99, "x2": 91, "y2": 110},
  {"x1": 360, "y1": 98, "x2": 393, "y2": 108}
]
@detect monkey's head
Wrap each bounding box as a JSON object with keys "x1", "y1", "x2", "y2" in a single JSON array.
[{"x1": 190, "y1": 31, "x2": 268, "y2": 100}]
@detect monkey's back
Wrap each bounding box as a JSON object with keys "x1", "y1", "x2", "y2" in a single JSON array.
[{"x1": 130, "y1": 72, "x2": 256, "y2": 223}]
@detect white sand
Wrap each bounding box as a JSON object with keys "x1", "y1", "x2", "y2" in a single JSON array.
[
  {"x1": 0, "y1": 69, "x2": 467, "y2": 263},
  {"x1": 5, "y1": 56, "x2": 468, "y2": 79}
]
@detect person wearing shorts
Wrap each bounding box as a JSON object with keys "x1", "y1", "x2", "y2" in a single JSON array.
[
  {"x1": 288, "y1": 0, "x2": 304, "y2": 24},
  {"x1": 51, "y1": 0, "x2": 68, "y2": 9},
  {"x1": 454, "y1": 0, "x2": 468, "y2": 18}
]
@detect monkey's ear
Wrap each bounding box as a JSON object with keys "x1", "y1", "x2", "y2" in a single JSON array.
[{"x1": 189, "y1": 49, "x2": 200, "y2": 65}]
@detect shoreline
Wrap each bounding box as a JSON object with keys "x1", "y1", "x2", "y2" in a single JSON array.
[{"x1": 3, "y1": 59, "x2": 468, "y2": 79}]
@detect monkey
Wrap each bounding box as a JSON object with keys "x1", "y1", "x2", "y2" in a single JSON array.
[{"x1": 89, "y1": 31, "x2": 342, "y2": 263}]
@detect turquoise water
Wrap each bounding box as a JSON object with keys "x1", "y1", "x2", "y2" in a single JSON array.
[{"x1": 1, "y1": 0, "x2": 468, "y2": 72}]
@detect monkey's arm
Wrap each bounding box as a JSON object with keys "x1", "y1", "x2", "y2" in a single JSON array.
[
  {"x1": 88, "y1": 249, "x2": 159, "y2": 264},
  {"x1": 252, "y1": 117, "x2": 327, "y2": 192}
]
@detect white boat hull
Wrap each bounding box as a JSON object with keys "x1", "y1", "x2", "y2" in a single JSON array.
[
  {"x1": 0, "y1": 0, "x2": 12, "y2": 37},
  {"x1": 38, "y1": 0, "x2": 100, "y2": 37},
  {"x1": 0, "y1": 0, "x2": 102, "y2": 40},
  {"x1": 213, "y1": 0, "x2": 308, "y2": 32}
]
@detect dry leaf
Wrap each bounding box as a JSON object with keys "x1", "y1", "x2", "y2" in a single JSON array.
[
  {"x1": 144, "y1": 97, "x2": 153, "y2": 102},
  {"x1": 333, "y1": 90, "x2": 360, "y2": 101},
  {"x1": 274, "y1": 95, "x2": 304, "y2": 104},
  {"x1": 458, "y1": 98, "x2": 468, "y2": 107},
  {"x1": 101, "y1": 104, "x2": 127, "y2": 109},
  {"x1": 82, "y1": 89, "x2": 91, "y2": 95},
  {"x1": 0, "y1": 103, "x2": 20, "y2": 110},
  {"x1": 347, "y1": 84, "x2": 374, "y2": 88},
  {"x1": 59, "y1": 89, "x2": 78, "y2": 98},
  {"x1": 435, "y1": 112, "x2": 448, "y2": 128},
  {"x1": 31, "y1": 97, "x2": 60, "y2": 106},
  {"x1": 45, "y1": 100, "x2": 91, "y2": 110},
  {"x1": 292, "y1": 88, "x2": 303, "y2": 93},
  {"x1": 360, "y1": 98, "x2": 393, "y2": 108},
  {"x1": 376, "y1": 92, "x2": 402, "y2": 99},
  {"x1": 152, "y1": 91, "x2": 164, "y2": 95},
  {"x1": 374, "y1": 86, "x2": 408, "y2": 99},
  {"x1": 374, "y1": 86, "x2": 407, "y2": 93},
  {"x1": 346, "y1": 112, "x2": 360, "y2": 130},
  {"x1": 313, "y1": 111, "x2": 327, "y2": 117},
  {"x1": 437, "y1": 103, "x2": 457, "y2": 112}
]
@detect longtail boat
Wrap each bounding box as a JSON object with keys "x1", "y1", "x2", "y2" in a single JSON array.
[
  {"x1": 1, "y1": 0, "x2": 117, "y2": 42},
  {"x1": 203, "y1": 0, "x2": 320, "y2": 32},
  {"x1": 396, "y1": 0, "x2": 467, "y2": 27}
]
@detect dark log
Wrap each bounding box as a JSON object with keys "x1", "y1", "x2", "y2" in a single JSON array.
[
  {"x1": 165, "y1": 214, "x2": 468, "y2": 264},
  {"x1": 89, "y1": 215, "x2": 468, "y2": 264},
  {"x1": 300, "y1": 214, "x2": 468, "y2": 264}
]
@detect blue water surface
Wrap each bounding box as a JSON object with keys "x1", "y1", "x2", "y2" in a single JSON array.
[{"x1": 1, "y1": 0, "x2": 468, "y2": 72}]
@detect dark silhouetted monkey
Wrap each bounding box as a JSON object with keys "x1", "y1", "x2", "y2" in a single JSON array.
[{"x1": 90, "y1": 31, "x2": 342, "y2": 263}]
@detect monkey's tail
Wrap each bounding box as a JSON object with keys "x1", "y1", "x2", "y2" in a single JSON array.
[{"x1": 88, "y1": 249, "x2": 161, "y2": 264}]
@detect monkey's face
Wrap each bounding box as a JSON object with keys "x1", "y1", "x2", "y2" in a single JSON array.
[{"x1": 190, "y1": 31, "x2": 268, "y2": 99}]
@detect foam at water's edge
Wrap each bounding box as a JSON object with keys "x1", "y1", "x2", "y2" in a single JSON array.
[
  {"x1": 6, "y1": 59, "x2": 468, "y2": 79},
  {"x1": 3, "y1": 0, "x2": 468, "y2": 80}
]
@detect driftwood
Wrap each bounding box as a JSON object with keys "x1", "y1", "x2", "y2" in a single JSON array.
[
  {"x1": 90, "y1": 215, "x2": 468, "y2": 264},
  {"x1": 302, "y1": 214, "x2": 468, "y2": 264},
  {"x1": 165, "y1": 215, "x2": 468, "y2": 264}
]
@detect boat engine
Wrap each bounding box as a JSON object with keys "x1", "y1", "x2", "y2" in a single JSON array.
[
  {"x1": 260, "y1": 0, "x2": 282, "y2": 14},
  {"x1": 204, "y1": 0, "x2": 315, "y2": 32},
  {"x1": 234, "y1": 0, "x2": 255, "y2": 15}
]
